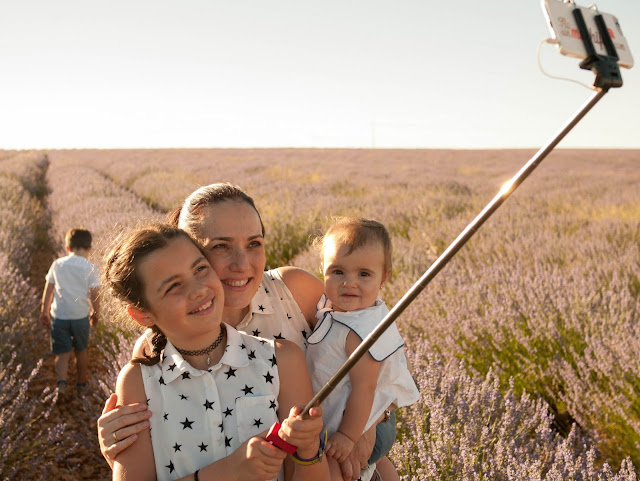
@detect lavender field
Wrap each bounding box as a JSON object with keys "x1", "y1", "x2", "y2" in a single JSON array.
[{"x1": 1, "y1": 148, "x2": 638, "y2": 480}]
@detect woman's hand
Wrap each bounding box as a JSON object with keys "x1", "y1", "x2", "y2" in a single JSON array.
[
  {"x1": 278, "y1": 405, "x2": 324, "y2": 459},
  {"x1": 339, "y1": 425, "x2": 376, "y2": 480},
  {"x1": 96, "y1": 393, "x2": 152, "y2": 468}
]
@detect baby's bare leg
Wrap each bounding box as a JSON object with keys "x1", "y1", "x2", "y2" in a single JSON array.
[{"x1": 375, "y1": 456, "x2": 399, "y2": 481}]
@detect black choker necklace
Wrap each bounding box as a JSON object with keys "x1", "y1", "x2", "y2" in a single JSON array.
[{"x1": 175, "y1": 324, "x2": 226, "y2": 366}]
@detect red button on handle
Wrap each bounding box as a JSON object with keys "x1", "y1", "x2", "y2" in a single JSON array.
[{"x1": 266, "y1": 422, "x2": 297, "y2": 454}]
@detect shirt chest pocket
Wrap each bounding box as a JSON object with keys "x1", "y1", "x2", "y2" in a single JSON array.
[{"x1": 235, "y1": 395, "x2": 280, "y2": 443}]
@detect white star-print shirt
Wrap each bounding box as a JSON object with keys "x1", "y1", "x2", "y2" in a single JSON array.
[
  {"x1": 235, "y1": 269, "x2": 311, "y2": 352},
  {"x1": 141, "y1": 323, "x2": 282, "y2": 481}
]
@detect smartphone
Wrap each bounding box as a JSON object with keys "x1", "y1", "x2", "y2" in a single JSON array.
[{"x1": 542, "y1": 0, "x2": 634, "y2": 68}]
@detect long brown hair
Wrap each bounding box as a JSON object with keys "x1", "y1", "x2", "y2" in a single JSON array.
[
  {"x1": 175, "y1": 183, "x2": 265, "y2": 239},
  {"x1": 104, "y1": 224, "x2": 199, "y2": 365}
]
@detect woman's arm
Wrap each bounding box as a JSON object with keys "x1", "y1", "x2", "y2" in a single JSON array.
[
  {"x1": 112, "y1": 363, "x2": 156, "y2": 481},
  {"x1": 97, "y1": 394, "x2": 152, "y2": 468},
  {"x1": 277, "y1": 267, "x2": 324, "y2": 329},
  {"x1": 274, "y1": 340, "x2": 329, "y2": 481},
  {"x1": 97, "y1": 330, "x2": 154, "y2": 468}
]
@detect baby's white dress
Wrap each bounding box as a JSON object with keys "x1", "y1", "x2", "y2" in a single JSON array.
[{"x1": 306, "y1": 295, "x2": 420, "y2": 480}]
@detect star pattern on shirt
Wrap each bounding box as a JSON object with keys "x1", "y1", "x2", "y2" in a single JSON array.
[
  {"x1": 258, "y1": 305, "x2": 265, "y2": 312},
  {"x1": 252, "y1": 329, "x2": 261, "y2": 336},
  {"x1": 273, "y1": 332, "x2": 285, "y2": 340},
  {"x1": 148, "y1": 328, "x2": 284, "y2": 478},
  {"x1": 241, "y1": 384, "x2": 254, "y2": 395}
]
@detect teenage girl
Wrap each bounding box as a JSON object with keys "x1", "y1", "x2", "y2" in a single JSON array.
[{"x1": 105, "y1": 224, "x2": 328, "y2": 481}]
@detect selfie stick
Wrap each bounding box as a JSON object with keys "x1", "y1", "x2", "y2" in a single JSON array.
[{"x1": 296, "y1": 7, "x2": 624, "y2": 419}]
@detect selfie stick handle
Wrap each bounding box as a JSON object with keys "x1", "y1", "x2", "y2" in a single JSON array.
[{"x1": 301, "y1": 86, "x2": 613, "y2": 417}]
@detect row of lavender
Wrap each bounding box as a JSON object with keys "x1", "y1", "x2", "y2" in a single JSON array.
[
  {"x1": 0, "y1": 152, "x2": 64, "y2": 478},
  {"x1": 40, "y1": 153, "x2": 163, "y2": 479},
  {"x1": 44, "y1": 154, "x2": 162, "y2": 395},
  {"x1": 41, "y1": 149, "x2": 640, "y2": 478}
]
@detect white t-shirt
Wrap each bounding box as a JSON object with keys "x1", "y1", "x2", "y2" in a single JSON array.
[{"x1": 45, "y1": 253, "x2": 101, "y2": 319}]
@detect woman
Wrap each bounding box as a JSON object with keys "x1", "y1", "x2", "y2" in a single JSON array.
[{"x1": 97, "y1": 183, "x2": 398, "y2": 481}]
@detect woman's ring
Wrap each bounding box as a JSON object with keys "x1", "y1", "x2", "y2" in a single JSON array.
[{"x1": 113, "y1": 432, "x2": 118, "y2": 444}]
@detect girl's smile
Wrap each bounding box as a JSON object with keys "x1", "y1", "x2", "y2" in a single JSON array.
[{"x1": 134, "y1": 235, "x2": 225, "y2": 351}]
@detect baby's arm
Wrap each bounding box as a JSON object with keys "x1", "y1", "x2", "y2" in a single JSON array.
[{"x1": 327, "y1": 330, "x2": 380, "y2": 463}]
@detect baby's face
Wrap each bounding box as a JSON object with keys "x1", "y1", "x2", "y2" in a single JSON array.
[{"x1": 322, "y1": 236, "x2": 389, "y2": 312}]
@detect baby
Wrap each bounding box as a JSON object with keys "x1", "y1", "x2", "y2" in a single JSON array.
[{"x1": 305, "y1": 217, "x2": 419, "y2": 481}]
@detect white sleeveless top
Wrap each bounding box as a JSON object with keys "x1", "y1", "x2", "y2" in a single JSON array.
[
  {"x1": 141, "y1": 324, "x2": 282, "y2": 481},
  {"x1": 306, "y1": 295, "x2": 420, "y2": 435}
]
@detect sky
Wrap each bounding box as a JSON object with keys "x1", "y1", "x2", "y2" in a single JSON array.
[{"x1": 1, "y1": 0, "x2": 638, "y2": 150}]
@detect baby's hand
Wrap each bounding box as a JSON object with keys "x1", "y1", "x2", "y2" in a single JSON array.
[{"x1": 326, "y1": 430, "x2": 355, "y2": 463}]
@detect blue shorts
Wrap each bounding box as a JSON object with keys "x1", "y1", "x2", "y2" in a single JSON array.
[
  {"x1": 50, "y1": 316, "x2": 90, "y2": 354},
  {"x1": 368, "y1": 410, "x2": 397, "y2": 464}
]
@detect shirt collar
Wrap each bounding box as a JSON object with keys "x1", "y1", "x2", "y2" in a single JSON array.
[
  {"x1": 236, "y1": 280, "x2": 275, "y2": 329},
  {"x1": 161, "y1": 324, "x2": 251, "y2": 384}
]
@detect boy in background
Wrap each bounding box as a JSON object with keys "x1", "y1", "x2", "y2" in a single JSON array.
[{"x1": 40, "y1": 228, "x2": 101, "y2": 395}]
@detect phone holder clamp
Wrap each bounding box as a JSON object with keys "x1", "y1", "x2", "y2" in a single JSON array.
[{"x1": 572, "y1": 7, "x2": 622, "y2": 89}]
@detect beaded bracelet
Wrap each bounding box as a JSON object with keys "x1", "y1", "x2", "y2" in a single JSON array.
[{"x1": 290, "y1": 429, "x2": 328, "y2": 466}]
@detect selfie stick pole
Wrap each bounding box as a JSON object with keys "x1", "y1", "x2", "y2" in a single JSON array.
[{"x1": 299, "y1": 9, "x2": 623, "y2": 418}]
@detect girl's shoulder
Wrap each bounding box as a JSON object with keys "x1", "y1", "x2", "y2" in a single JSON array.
[{"x1": 115, "y1": 362, "x2": 146, "y2": 405}]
